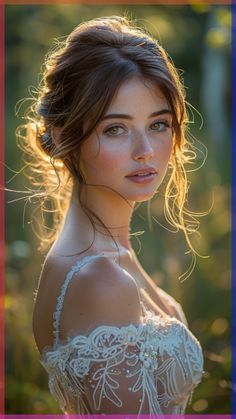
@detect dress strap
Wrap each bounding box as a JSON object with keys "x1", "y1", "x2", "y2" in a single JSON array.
[{"x1": 52, "y1": 254, "x2": 102, "y2": 347}]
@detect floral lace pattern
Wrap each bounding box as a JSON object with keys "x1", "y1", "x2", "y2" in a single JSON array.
[{"x1": 40, "y1": 255, "x2": 204, "y2": 414}]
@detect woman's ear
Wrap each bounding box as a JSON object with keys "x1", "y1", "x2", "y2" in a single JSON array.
[{"x1": 51, "y1": 126, "x2": 62, "y2": 146}]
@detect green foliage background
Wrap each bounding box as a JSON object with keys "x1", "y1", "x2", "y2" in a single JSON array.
[{"x1": 5, "y1": 3, "x2": 231, "y2": 414}]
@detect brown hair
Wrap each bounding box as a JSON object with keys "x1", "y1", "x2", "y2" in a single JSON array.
[{"x1": 16, "y1": 16, "x2": 204, "y2": 278}]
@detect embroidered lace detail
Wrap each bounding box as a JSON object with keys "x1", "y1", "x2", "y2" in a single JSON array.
[
  {"x1": 41, "y1": 314, "x2": 203, "y2": 414},
  {"x1": 40, "y1": 254, "x2": 204, "y2": 414}
]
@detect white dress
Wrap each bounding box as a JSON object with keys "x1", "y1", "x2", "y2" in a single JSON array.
[{"x1": 40, "y1": 255, "x2": 204, "y2": 415}]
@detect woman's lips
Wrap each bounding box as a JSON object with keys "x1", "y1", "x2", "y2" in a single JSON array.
[{"x1": 125, "y1": 172, "x2": 157, "y2": 184}]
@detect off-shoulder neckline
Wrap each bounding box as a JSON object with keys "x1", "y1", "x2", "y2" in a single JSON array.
[
  {"x1": 40, "y1": 309, "x2": 187, "y2": 363},
  {"x1": 40, "y1": 253, "x2": 188, "y2": 362}
]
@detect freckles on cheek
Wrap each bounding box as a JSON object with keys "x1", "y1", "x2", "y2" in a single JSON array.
[
  {"x1": 97, "y1": 152, "x2": 121, "y2": 174},
  {"x1": 156, "y1": 142, "x2": 172, "y2": 162}
]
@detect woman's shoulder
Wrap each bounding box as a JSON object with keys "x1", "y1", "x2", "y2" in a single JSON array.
[
  {"x1": 58, "y1": 254, "x2": 143, "y2": 338},
  {"x1": 34, "y1": 252, "x2": 143, "y2": 350},
  {"x1": 40, "y1": 251, "x2": 140, "y2": 293}
]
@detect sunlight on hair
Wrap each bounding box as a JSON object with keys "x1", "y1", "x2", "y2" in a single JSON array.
[{"x1": 11, "y1": 15, "x2": 209, "y2": 278}]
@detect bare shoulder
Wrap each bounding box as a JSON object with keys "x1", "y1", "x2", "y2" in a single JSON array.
[{"x1": 60, "y1": 256, "x2": 143, "y2": 338}]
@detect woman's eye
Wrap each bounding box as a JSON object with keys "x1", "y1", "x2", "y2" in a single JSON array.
[
  {"x1": 151, "y1": 120, "x2": 170, "y2": 132},
  {"x1": 104, "y1": 125, "x2": 125, "y2": 136}
]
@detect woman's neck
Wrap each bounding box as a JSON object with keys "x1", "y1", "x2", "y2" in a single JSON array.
[{"x1": 55, "y1": 181, "x2": 134, "y2": 255}]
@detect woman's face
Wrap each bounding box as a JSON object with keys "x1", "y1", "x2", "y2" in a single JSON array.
[{"x1": 79, "y1": 77, "x2": 173, "y2": 203}]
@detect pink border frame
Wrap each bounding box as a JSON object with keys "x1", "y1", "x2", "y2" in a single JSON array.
[
  {"x1": 1, "y1": 0, "x2": 232, "y2": 417},
  {"x1": 0, "y1": 0, "x2": 4, "y2": 414}
]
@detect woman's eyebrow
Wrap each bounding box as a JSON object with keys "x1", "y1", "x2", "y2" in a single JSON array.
[
  {"x1": 101, "y1": 109, "x2": 172, "y2": 121},
  {"x1": 150, "y1": 109, "x2": 172, "y2": 117}
]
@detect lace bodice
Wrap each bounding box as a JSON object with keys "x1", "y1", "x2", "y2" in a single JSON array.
[{"x1": 40, "y1": 255, "x2": 204, "y2": 414}]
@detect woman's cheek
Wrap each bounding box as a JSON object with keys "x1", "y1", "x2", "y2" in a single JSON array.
[
  {"x1": 96, "y1": 150, "x2": 124, "y2": 175},
  {"x1": 157, "y1": 137, "x2": 173, "y2": 160}
]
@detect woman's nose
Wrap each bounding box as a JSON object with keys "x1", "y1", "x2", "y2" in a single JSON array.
[{"x1": 132, "y1": 132, "x2": 154, "y2": 161}]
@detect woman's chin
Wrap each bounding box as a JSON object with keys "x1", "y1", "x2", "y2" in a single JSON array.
[{"x1": 126, "y1": 190, "x2": 157, "y2": 203}]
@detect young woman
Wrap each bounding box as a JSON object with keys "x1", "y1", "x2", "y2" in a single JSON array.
[{"x1": 21, "y1": 16, "x2": 204, "y2": 414}]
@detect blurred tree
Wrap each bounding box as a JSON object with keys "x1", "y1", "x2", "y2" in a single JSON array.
[{"x1": 201, "y1": 6, "x2": 231, "y2": 146}]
